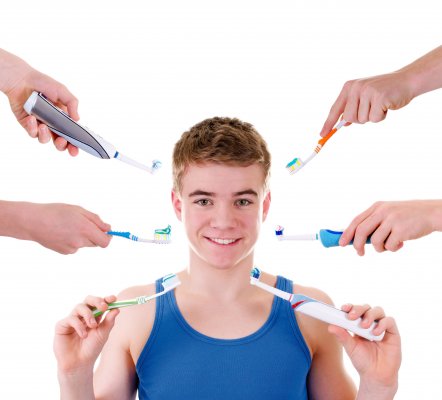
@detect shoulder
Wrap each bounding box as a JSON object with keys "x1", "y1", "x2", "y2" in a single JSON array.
[
  {"x1": 110, "y1": 282, "x2": 159, "y2": 363},
  {"x1": 291, "y1": 283, "x2": 336, "y2": 356},
  {"x1": 294, "y1": 283, "x2": 334, "y2": 306}
]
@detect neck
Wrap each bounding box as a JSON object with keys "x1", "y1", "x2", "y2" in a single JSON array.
[{"x1": 179, "y1": 251, "x2": 255, "y2": 301}]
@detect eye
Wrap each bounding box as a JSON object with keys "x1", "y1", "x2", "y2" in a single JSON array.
[
  {"x1": 195, "y1": 199, "x2": 212, "y2": 206},
  {"x1": 235, "y1": 199, "x2": 252, "y2": 207}
]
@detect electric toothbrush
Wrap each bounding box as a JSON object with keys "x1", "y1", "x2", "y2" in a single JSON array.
[{"x1": 23, "y1": 91, "x2": 161, "y2": 173}]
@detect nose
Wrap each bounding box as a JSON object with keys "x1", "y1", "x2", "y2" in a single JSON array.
[{"x1": 210, "y1": 203, "x2": 238, "y2": 230}]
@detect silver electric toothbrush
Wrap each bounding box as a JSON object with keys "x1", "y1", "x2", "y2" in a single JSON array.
[{"x1": 23, "y1": 91, "x2": 161, "y2": 173}]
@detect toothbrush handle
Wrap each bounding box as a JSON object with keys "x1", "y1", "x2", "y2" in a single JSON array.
[
  {"x1": 319, "y1": 229, "x2": 371, "y2": 248},
  {"x1": 92, "y1": 300, "x2": 137, "y2": 317},
  {"x1": 294, "y1": 300, "x2": 384, "y2": 341},
  {"x1": 23, "y1": 91, "x2": 116, "y2": 158},
  {"x1": 317, "y1": 119, "x2": 348, "y2": 147}
]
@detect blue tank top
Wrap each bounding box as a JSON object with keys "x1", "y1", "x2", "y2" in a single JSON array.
[{"x1": 136, "y1": 276, "x2": 311, "y2": 399}]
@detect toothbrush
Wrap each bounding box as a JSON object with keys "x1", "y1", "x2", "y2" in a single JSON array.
[
  {"x1": 250, "y1": 268, "x2": 384, "y2": 341},
  {"x1": 23, "y1": 91, "x2": 161, "y2": 173},
  {"x1": 108, "y1": 225, "x2": 172, "y2": 244},
  {"x1": 286, "y1": 119, "x2": 348, "y2": 175},
  {"x1": 93, "y1": 273, "x2": 180, "y2": 317},
  {"x1": 275, "y1": 225, "x2": 371, "y2": 248}
]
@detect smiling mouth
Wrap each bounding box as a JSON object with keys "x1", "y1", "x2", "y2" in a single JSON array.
[{"x1": 207, "y1": 237, "x2": 239, "y2": 245}]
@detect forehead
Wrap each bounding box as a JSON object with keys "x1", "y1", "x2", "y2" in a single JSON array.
[{"x1": 180, "y1": 163, "x2": 265, "y2": 195}]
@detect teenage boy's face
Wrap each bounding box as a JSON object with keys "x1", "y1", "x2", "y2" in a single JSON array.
[{"x1": 172, "y1": 162, "x2": 270, "y2": 270}]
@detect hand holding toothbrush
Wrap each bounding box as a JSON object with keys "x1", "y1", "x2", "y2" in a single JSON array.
[
  {"x1": 54, "y1": 295, "x2": 119, "y2": 384},
  {"x1": 0, "y1": 201, "x2": 112, "y2": 254},
  {"x1": 0, "y1": 48, "x2": 80, "y2": 156},
  {"x1": 329, "y1": 304, "x2": 401, "y2": 400},
  {"x1": 320, "y1": 45, "x2": 442, "y2": 137},
  {"x1": 340, "y1": 200, "x2": 442, "y2": 256}
]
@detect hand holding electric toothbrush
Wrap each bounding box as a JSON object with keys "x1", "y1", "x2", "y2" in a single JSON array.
[
  {"x1": 250, "y1": 268, "x2": 383, "y2": 341},
  {"x1": 251, "y1": 268, "x2": 401, "y2": 398},
  {"x1": 0, "y1": 48, "x2": 80, "y2": 156}
]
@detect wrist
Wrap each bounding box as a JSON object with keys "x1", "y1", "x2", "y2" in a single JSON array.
[
  {"x1": 0, "y1": 48, "x2": 31, "y2": 94},
  {"x1": 398, "y1": 46, "x2": 442, "y2": 98},
  {"x1": 357, "y1": 376, "x2": 398, "y2": 400},
  {"x1": 58, "y1": 367, "x2": 95, "y2": 400},
  {"x1": 429, "y1": 200, "x2": 442, "y2": 232}
]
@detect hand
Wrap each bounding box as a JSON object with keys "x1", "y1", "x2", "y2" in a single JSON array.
[
  {"x1": 0, "y1": 48, "x2": 79, "y2": 156},
  {"x1": 10, "y1": 202, "x2": 112, "y2": 254},
  {"x1": 328, "y1": 304, "x2": 401, "y2": 399},
  {"x1": 320, "y1": 45, "x2": 442, "y2": 137},
  {"x1": 54, "y1": 295, "x2": 119, "y2": 374},
  {"x1": 320, "y1": 70, "x2": 413, "y2": 137},
  {"x1": 339, "y1": 200, "x2": 442, "y2": 256}
]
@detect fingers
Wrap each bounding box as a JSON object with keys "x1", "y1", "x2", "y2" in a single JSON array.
[
  {"x1": 357, "y1": 96, "x2": 370, "y2": 124},
  {"x1": 83, "y1": 210, "x2": 112, "y2": 232},
  {"x1": 82, "y1": 211, "x2": 112, "y2": 248},
  {"x1": 341, "y1": 202, "x2": 393, "y2": 255},
  {"x1": 320, "y1": 90, "x2": 346, "y2": 137},
  {"x1": 58, "y1": 295, "x2": 118, "y2": 339},
  {"x1": 369, "y1": 101, "x2": 388, "y2": 123},
  {"x1": 22, "y1": 115, "x2": 38, "y2": 138},
  {"x1": 55, "y1": 85, "x2": 79, "y2": 121},
  {"x1": 67, "y1": 143, "x2": 80, "y2": 157},
  {"x1": 41, "y1": 81, "x2": 80, "y2": 121},
  {"x1": 345, "y1": 302, "x2": 399, "y2": 339},
  {"x1": 340, "y1": 204, "x2": 376, "y2": 247},
  {"x1": 72, "y1": 295, "x2": 117, "y2": 327},
  {"x1": 342, "y1": 303, "x2": 386, "y2": 332}
]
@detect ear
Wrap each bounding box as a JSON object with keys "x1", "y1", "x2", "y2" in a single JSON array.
[
  {"x1": 262, "y1": 191, "x2": 271, "y2": 222},
  {"x1": 171, "y1": 190, "x2": 183, "y2": 221}
]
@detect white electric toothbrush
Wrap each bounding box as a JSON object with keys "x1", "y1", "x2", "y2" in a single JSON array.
[
  {"x1": 23, "y1": 91, "x2": 161, "y2": 173},
  {"x1": 250, "y1": 268, "x2": 384, "y2": 341}
]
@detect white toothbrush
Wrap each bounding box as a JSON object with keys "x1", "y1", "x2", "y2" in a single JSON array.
[{"x1": 250, "y1": 267, "x2": 384, "y2": 341}]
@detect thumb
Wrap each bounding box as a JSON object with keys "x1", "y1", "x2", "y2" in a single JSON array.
[{"x1": 97, "y1": 309, "x2": 119, "y2": 343}]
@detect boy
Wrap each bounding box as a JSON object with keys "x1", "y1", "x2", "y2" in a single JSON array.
[{"x1": 55, "y1": 117, "x2": 401, "y2": 399}]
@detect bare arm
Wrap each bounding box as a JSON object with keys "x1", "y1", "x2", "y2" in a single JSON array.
[
  {"x1": 0, "y1": 201, "x2": 111, "y2": 254},
  {"x1": 296, "y1": 287, "x2": 356, "y2": 399},
  {"x1": 321, "y1": 45, "x2": 442, "y2": 136},
  {"x1": 329, "y1": 304, "x2": 401, "y2": 400},
  {"x1": 298, "y1": 287, "x2": 401, "y2": 399}
]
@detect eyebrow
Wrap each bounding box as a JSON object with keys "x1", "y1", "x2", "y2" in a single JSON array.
[{"x1": 188, "y1": 189, "x2": 258, "y2": 197}]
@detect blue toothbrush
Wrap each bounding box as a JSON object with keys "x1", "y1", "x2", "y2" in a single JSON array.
[{"x1": 275, "y1": 225, "x2": 371, "y2": 248}]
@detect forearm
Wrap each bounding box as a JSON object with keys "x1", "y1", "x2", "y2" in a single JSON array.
[
  {"x1": 398, "y1": 45, "x2": 442, "y2": 98},
  {"x1": 0, "y1": 200, "x2": 34, "y2": 241},
  {"x1": 58, "y1": 369, "x2": 96, "y2": 400}
]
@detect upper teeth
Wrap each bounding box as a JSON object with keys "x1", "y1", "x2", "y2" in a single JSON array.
[{"x1": 211, "y1": 238, "x2": 236, "y2": 245}]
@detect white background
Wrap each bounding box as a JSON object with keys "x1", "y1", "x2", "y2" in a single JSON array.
[{"x1": 0, "y1": 1, "x2": 441, "y2": 398}]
